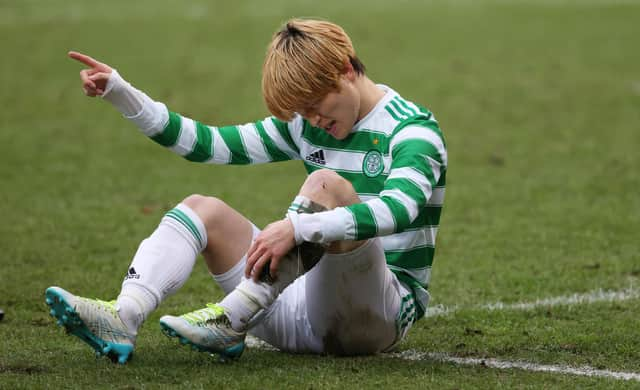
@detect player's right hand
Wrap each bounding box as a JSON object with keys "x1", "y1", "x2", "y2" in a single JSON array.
[{"x1": 68, "y1": 51, "x2": 113, "y2": 97}]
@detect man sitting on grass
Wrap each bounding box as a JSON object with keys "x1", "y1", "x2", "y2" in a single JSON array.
[{"x1": 45, "y1": 18, "x2": 447, "y2": 364}]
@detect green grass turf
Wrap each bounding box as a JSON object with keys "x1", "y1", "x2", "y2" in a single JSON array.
[{"x1": 1, "y1": 0, "x2": 639, "y2": 388}]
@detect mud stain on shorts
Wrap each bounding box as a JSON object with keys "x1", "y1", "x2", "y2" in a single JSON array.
[{"x1": 322, "y1": 307, "x2": 392, "y2": 356}]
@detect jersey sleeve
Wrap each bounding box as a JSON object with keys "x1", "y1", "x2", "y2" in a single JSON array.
[
  {"x1": 290, "y1": 117, "x2": 446, "y2": 244},
  {"x1": 146, "y1": 110, "x2": 302, "y2": 164},
  {"x1": 105, "y1": 71, "x2": 302, "y2": 164}
]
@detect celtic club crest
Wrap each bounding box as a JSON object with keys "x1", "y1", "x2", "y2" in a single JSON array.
[{"x1": 362, "y1": 150, "x2": 384, "y2": 177}]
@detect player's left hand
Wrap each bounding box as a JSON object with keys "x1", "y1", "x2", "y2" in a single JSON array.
[{"x1": 246, "y1": 218, "x2": 296, "y2": 282}]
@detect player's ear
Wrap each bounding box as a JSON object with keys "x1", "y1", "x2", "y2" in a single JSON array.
[{"x1": 342, "y1": 60, "x2": 356, "y2": 82}]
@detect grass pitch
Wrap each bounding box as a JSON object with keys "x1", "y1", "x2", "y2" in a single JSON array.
[{"x1": 1, "y1": 0, "x2": 639, "y2": 388}]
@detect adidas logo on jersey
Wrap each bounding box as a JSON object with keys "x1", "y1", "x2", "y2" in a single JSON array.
[
  {"x1": 124, "y1": 267, "x2": 140, "y2": 280},
  {"x1": 305, "y1": 150, "x2": 326, "y2": 165}
]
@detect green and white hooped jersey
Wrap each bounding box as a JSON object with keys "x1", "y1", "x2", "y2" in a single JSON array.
[{"x1": 138, "y1": 85, "x2": 446, "y2": 319}]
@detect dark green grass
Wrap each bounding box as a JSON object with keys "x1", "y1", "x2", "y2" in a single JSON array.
[{"x1": 1, "y1": 0, "x2": 639, "y2": 388}]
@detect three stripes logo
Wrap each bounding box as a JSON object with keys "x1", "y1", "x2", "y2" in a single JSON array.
[
  {"x1": 124, "y1": 267, "x2": 141, "y2": 280},
  {"x1": 305, "y1": 150, "x2": 326, "y2": 165}
]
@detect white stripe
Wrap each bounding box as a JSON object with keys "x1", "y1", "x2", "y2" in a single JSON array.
[
  {"x1": 388, "y1": 167, "x2": 432, "y2": 202},
  {"x1": 367, "y1": 198, "x2": 396, "y2": 235},
  {"x1": 380, "y1": 189, "x2": 420, "y2": 221},
  {"x1": 207, "y1": 126, "x2": 231, "y2": 164},
  {"x1": 341, "y1": 208, "x2": 357, "y2": 240},
  {"x1": 168, "y1": 117, "x2": 196, "y2": 156},
  {"x1": 359, "y1": 194, "x2": 377, "y2": 202},
  {"x1": 261, "y1": 118, "x2": 299, "y2": 159},
  {"x1": 426, "y1": 155, "x2": 442, "y2": 184},
  {"x1": 390, "y1": 125, "x2": 447, "y2": 166},
  {"x1": 382, "y1": 227, "x2": 437, "y2": 250},
  {"x1": 382, "y1": 155, "x2": 392, "y2": 174},
  {"x1": 425, "y1": 287, "x2": 640, "y2": 318},
  {"x1": 428, "y1": 187, "x2": 445, "y2": 206},
  {"x1": 300, "y1": 140, "x2": 368, "y2": 172},
  {"x1": 388, "y1": 351, "x2": 640, "y2": 382},
  {"x1": 237, "y1": 123, "x2": 270, "y2": 164}
]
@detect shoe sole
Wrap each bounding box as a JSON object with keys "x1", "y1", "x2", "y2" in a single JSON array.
[
  {"x1": 45, "y1": 287, "x2": 134, "y2": 364},
  {"x1": 158, "y1": 319, "x2": 244, "y2": 362}
]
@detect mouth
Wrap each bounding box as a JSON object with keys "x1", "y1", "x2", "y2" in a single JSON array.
[{"x1": 324, "y1": 120, "x2": 337, "y2": 135}]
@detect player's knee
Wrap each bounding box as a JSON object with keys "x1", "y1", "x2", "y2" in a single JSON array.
[
  {"x1": 181, "y1": 194, "x2": 228, "y2": 227},
  {"x1": 303, "y1": 169, "x2": 348, "y2": 194},
  {"x1": 301, "y1": 169, "x2": 357, "y2": 208}
]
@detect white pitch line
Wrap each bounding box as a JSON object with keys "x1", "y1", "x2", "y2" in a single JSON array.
[
  {"x1": 247, "y1": 286, "x2": 640, "y2": 381},
  {"x1": 388, "y1": 350, "x2": 640, "y2": 382},
  {"x1": 425, "y1": 286, "x2": 640, "y2": 318},
  {"x1": 246, "y1": 337, "x2": 640, "y2": 382}
]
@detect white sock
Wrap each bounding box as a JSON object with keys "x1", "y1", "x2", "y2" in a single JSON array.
[
  {"x1": 116, "y1": 204, "x2": 207, "y2": 333},
  {"x1": 219, "y1": 246, "x2": 304, "y2": 332}
]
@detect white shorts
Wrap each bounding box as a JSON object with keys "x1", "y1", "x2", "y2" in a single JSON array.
[{"x1": 213, "y1": 225, "x2": 415, "y2": 355}]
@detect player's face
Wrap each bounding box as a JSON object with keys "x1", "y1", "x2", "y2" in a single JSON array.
[{"x1": 300, "y1": 77, "x2": 360, "y2": 140}]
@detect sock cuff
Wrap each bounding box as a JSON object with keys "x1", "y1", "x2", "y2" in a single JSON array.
[{"x1": 162, "y1": 203, "x2": 208, "y2": 252}]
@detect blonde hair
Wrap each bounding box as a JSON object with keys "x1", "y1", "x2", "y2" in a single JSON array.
[{"x1": 262, "y1": 19, "x2": 365, "y2": 121}]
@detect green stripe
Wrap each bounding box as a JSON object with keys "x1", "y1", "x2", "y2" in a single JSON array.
[
  {"x1": 185, "y1": 121, "x2": 213, "y2": 162},
  {"x1": 152, "y1": 111, "x2": 182, "y2": 147},
  {"x1": 301, "y1": 123, "x2": 391, "y2": 153},
  {"x1": 254, "y1": 121, "x2": 290, "y2": 162},
  {"x1": 384, "y1": 178, "x2": 427, "y2": 206},
  {"x1": 386, "y1": 246, "x2": 435, "y2": 269},
  {"x1": 165, "y1": 209, "x2": 203, "y2": 247},
  {"x1": 407, "y1": 207, "x2": 442, "y2": 229},
  {"x1": 391, "y1": 143, "x2": 439, "y2": 186},
  {"x1": 218, "y1": 126, "x2": 250, "y2": 164},
  {"x1": 349, "y1": 203, "x2": 377, "y2": 240},
  {"x1": 380, "y1": 196, "x2": 410, "y2": 232},
  {"x1": 395, "y1": 97, "x2": 418, "y2": 116},
  {"x1": 384, "y1": 105, "x2": 402, "y2": 122},
  {"x1": 271, "y1": 118, "x2": 299, "y2": 154},
  {"x1": 437, "y1": 170, "x2": 446, "y2": 186},
  {"x1": 392, "y1": 134, "x2": 444, "y2": 165},
  {"x1": 390, "y1": 99, "x2": 411, "y2": 118}
]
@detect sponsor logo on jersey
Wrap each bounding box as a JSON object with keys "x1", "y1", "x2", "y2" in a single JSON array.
[
  {"x1": 363, "y1": 150, "x2": 384, "y2": 177},
  {"x1": 305, "y1": 150, "x2": 326, "y2": 165}
]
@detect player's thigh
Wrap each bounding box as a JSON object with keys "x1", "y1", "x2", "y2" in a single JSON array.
[
  {"x1": 305, "y1": 238, "x2": 402, "y2": 355},
  {"x1": 183, "y1": 194, "x2": 255, "y2": 275}
]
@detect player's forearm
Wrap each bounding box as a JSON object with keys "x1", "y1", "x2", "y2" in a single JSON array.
[
  {"x1": 288, "y1": 196, "x2": 416, "y2": 245},
  {"x1": 101, "y1": 70, "x2": 169, "y2": 136},
  {"x1": 288, "y1": 208, "x2": 354, "y2": 244}
]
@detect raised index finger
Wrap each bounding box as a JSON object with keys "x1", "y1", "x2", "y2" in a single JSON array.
[{"x1": 68, "y1": 51, "x2": 100, "y2": 68}]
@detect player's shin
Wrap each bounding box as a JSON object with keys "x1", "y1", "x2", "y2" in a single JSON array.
[{"x1": 116, "y1": 203, "x2": 207, "y2": 333}]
